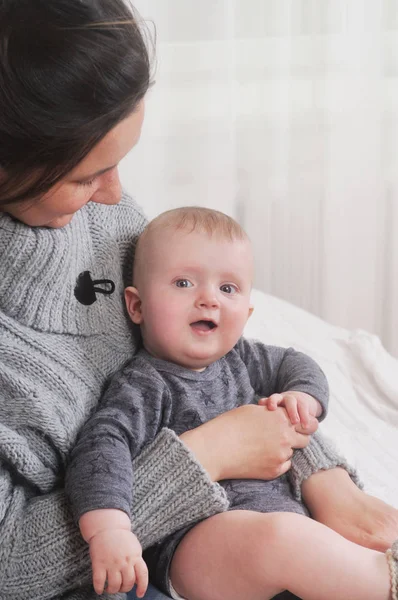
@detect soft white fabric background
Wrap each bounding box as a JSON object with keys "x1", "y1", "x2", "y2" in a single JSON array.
[{"x1": 120, "y1": 0, "x2": 398, "y2": 358}]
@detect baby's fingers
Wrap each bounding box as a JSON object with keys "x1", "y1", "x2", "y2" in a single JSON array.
[
  {"x1": 105, "y1": 569, "x2": 123, "y2": 595},
  {"x1": 134, "y1": 559, "x2": 149, "y2": 598},
  {"x1": 297, "y1": 402, "x2": 310, "y2": 428},
  {"x1": 283, "y1": 396, "x2": 300, "y2": 424},
  {"x1": 120, "y1": 564, "x2": 137, "y2": 593},
  {"x1": 92, "y1": 566, "x2": 107, "y2": 595},
  {"x1": 262, "y1": 393, "x2": 283, "y2": 411}
]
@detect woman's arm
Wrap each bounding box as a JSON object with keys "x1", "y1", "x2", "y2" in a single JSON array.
[
  {"x1": 0, "y1": 359, "x2": 228, "y2": 600},
  {"x1": 0, "y1": 428, "x2": 228, "y2": 600}
]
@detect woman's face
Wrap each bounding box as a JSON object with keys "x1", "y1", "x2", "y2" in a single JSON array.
[{"x1": 4, "y1": 102, "x2": 145, "y2": 228}]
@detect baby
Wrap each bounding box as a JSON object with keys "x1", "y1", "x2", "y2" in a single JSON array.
[{"x1": 66, "y1": 207, "x2": 398, "y2": 600}]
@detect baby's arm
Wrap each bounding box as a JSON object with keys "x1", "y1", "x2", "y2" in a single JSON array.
[
  {"x1": 235, "y1": 338, "x2": 329, "y2": 423},
  {"x1": 65, "y1": 363, "x2": 168, "y2": 595},
  {"x1": 66, "y1": 363, "x2": 168, "y2": 528},
  {"x1": 79, "y1": 509, "x2": 148, "y2": 596}
]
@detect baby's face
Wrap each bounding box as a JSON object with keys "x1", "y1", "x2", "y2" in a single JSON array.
[{"x1": 131, "y1": 228, "x2": 253, "y2": 370}]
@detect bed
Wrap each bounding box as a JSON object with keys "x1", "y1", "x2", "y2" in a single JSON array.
[{"x1": 244, "y1": 289, "x2": 398, "y2": 508}]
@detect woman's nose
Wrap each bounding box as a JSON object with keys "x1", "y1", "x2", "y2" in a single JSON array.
[{"x1": 90, "y1": 168, "x2": 122, "y2": 206}]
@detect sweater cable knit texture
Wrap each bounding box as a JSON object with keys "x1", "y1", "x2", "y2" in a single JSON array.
[
  {"x1": 387, "y1": 540, "x2": 398, "y2": 600},
  {"x1": 0, "y1": 192, "x2": 358, "y2": 600}
]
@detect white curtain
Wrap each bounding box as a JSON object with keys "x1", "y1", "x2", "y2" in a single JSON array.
[{"x1": 120, "y1": 0, "x2": 398, "y2": 358}]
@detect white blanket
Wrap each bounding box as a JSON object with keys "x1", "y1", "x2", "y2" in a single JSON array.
[{"x1": 244, "y1": 290, "x2": 398, "y2": 508}]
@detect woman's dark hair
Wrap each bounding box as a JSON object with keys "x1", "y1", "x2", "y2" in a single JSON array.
[{"x1": 0, "y1": 0, "x2": 153, "y2": 205}]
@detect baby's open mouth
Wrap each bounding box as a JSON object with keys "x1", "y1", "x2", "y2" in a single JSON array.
[{"x1": 190, "y1": 320, "x2": 217, "y2": 332}]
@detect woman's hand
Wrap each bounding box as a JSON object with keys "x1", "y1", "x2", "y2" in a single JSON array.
[
  {"x1": 302, "y1": 467, "x2": 398, "y2": 552},
  {"x1": 180, "y1": 404, "x2": 318, "y2": 482}
]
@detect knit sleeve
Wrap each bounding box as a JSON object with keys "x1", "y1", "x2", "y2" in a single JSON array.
[
  {"x1": 0, "y1": 433, "x2": 228, "y2": 600},
  {"x1": 289, "y1": 431, "x2": 363, "y2": 501},
  {"x1": 0, "y1": 391, "x2": 228, "y2": 600}
]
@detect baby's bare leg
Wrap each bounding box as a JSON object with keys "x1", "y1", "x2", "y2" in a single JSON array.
[{"x1": 170, "y1": 511, "x2": 392, "y2": 600}]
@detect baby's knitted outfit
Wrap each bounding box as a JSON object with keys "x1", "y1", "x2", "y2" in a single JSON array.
[
  {"x1": 0, "y1": 193, "x2": 359, "y2": 600},
  {"x1": 67, "y1": 343, "x2": 331, "y2": 521}
]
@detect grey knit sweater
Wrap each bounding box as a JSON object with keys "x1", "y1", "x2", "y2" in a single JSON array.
[{"x1": 0, "y1": 193, "x2": 359, "y2": 600}]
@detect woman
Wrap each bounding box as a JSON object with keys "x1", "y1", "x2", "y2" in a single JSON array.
[{"x1": 0, "y1": 2, "x2": 396, "y2": 600}]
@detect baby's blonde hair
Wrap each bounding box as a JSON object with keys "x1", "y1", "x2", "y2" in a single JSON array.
[{"x1": 133, "y1": 206, "x2": 249, "y2": 285}]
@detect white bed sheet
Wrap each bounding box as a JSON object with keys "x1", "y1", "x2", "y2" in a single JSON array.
[{"x1": 244, "y1": 289, "x2": 398, "y2": 508}]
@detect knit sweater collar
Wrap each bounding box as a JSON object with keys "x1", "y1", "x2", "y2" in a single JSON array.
[{"x1": 0, "y1": 204, "x2": 127, "y2": 336}]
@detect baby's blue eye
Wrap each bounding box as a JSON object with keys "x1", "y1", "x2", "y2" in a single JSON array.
[
  {"x1": 220, "y1": 284, "x2": 238, "y2": 295},
  {"x1": 175, "y1": 279, "x2": 193, "y2": 288}
]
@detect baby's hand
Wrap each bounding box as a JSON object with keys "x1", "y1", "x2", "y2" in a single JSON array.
[
  {"x1": 262, "y1": 391, "x2": 321, "y2": 428},
  {"x1": 89, "y1": 529, "x2": 148, "y2": 597}
]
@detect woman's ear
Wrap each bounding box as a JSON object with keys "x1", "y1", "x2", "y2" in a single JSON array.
[
  {"x1": 248, "y1": 304, "x2": 254, "y2": 319},
  {"x1": 125, "y1": 286, "x2": 143, "y2": 324}
]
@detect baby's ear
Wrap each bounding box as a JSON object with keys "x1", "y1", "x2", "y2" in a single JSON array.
[
  {"x1": 125, "y1": 286, "x2": 143, "y2": 324},
  {"x1": 248, "y1": 304, "x2": 254, "y2": 319}
]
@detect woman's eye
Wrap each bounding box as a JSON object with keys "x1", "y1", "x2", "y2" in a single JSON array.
[
  {"x1": 174, "y1": 279, "x2": 193, "y2": 288},
  {"x1": 220, "y1": 284, "x2": 238, "y2": 295},
  {"x1": 79, "y1": 177, "x2": 96, "y2": 187}
]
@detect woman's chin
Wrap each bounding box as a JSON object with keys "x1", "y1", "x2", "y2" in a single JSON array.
[{"x1": 45, "y1": 215, "x2": 74, "y2": 228}]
